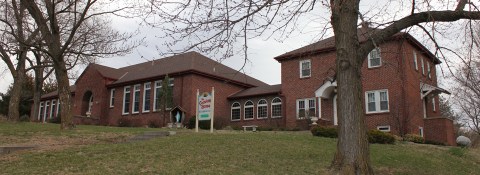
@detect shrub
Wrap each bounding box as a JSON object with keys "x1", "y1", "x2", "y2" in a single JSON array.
[
  {"x1": 148, "y1": 119, "x2": 161, "y2": 128},
  {"x1": 311, "y1": 126, "x2": 338, "y2": 138},
  {"x1": 49, "y1": 116, "x2": 61, "y2": 124},
  {"x1": 404, "y1": 134, "x2": 424, "y2": 144},
  {"x1": 118, "y1": 117, "x2": 131, "y2": 127},
  {"x1": 368, "y1": 130, "x2": 395, "y2": 144},
  {"x1": 448, "y1": 147, "x2": 467, "y2": 157},
  {"x1": 19, "y1": 115, "x2": 30, "y2": 122},
  {"x1": 424, "y1": 140, "x2": 446, "y2": 146},
  {"x1": 187, "y1": 116, "x2": 210, "y2": 129}
]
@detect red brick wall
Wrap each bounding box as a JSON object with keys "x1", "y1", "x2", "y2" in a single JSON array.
[
  {"x1": 227, "y1": 95, "x2": 285, "y2": 129},
  {"x1": 104, "y1": 73, "x2": 247, "y2": 128},
  {"x1": 73, "y1": 67, "x2": 110, "y2": 123},
  {"x1": 424, "y1": 117, "x2": 456, "y2": 146}
]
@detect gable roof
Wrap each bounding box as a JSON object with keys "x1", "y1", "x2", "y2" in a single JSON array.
[
  {"x1": 274, "y1": 28, "x2": 440, "y2": 64},
  {"x1": 109, "y1": 51, "x2": 267, "y2": 87},
  {"x1": 228, "y1": 84, "x2": 281, "y2": 99}
]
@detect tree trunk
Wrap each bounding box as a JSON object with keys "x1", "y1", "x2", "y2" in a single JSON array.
[
  {"x1": 31, "y1": 67, "x2": 44, "y2": 121},
  {"x1": 7, "y1": 54, "x2": 26, "y2": 121},
  {"x1": 53, "y1": 56, "x2": 74, "y2": 129},
  {"x1": 330, "y1": 1, "x2": 373, "y2": 174}
]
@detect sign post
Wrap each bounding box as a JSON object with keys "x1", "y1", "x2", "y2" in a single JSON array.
[
  {"x1": 195, "y1": 87, "x2": 215, "y2": 133},
  {"x1": 195, "y1": 89, "x2": 199, "y2": 133}
]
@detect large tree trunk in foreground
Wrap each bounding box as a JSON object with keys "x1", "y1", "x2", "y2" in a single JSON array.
[
  {"x1": 54, "y1": 57, "x2": 74, "y2": 129},
  {"x1": 330, "y1": 1, "x2": 373, "y2": 174},
  {"x1": 7, "y1": 66, "x2": 25, "y2": 121}
]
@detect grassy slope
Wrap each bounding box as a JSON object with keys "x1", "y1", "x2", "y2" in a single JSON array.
[{"x1": 1, "y1": 122, "x2": 479, "y2": 175}]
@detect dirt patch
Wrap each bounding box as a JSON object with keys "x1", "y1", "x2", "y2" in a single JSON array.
[{"x1": 0, "y1": 132, "x2": 133, "y2": 160}]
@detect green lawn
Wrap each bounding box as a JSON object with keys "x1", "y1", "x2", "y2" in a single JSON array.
[{"x1": 1, "y1": 122, "x2": 479, "y2": 175}]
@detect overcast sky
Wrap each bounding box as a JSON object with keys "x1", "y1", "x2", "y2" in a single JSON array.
[{"x1": 0, "y1": 1, "x2": 466, "y2": 94}]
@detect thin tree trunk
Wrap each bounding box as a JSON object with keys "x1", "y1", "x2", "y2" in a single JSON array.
[
  {"x1": 7, "y1": 54, "x2": 26, "y2": 121},
  {"x1": 31, "y1": 67, "x2": 44, "y2": 121},
  {"x1": 330, "y1": 1, "x2": 373, "y2": 174}
]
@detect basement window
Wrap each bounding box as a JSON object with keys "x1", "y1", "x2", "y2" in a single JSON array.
[{"x1": 377, "y1": 125, "x2": 391, "y2": 132}]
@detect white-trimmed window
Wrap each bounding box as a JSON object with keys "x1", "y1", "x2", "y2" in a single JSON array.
[
  {"x1": 413, "y1": 51, "x2": 418, "y2": 70},
  {"x1": 368, "y1": 47, "x2": 381, "y2": 68},
  {"x1": 299, "y1": 60, "x2": 311, "y2": 78},
  {"x1": 153, "y1": 78, "x2": 174, "y2": 111},
  {"x1": 132, "y1": 84, "x2": 141, "y2": 114},
  {"x1": 296, "y1": 98, "x2": 315, "y2": 119},
  {"x1": 122, "y1": 86, "x2": 131, "y2": 115},
  {"x1": 377, "y1": 125, "x2": 391, "y2": 132},
  {"x1": 110, "y1": 89, "x2": 115, "y2": 108},
  {"x1": 365, "y1": 90, "x2": 389, "y2": 113},
  {"x1": 271, "y1": 97, "x2": 282, "y2": 118},
  {"x1": 143, "y1": 83, "x2": 151, "y2": 113},
  {"x1": 421, "y1": 57, "x2": 425, "y2": 75},
  {"x1": 50, "y1": 100, "x2": 56, "y2": 118},
  {"x1": 231, "y1": 102, "x2": 241, "y2": 121},
  {"x1": 44, "y1": 101, "x2": 50, "y2": 119},
  {"x1": 432, "y1": 97, "x2": 436, "y2": 112},
  {"x1": 38, "y1": 102, "x2": 44, "y2": 120},
  {"x1": 244, "y1": 101, "x2": 254, "y2": 120},
  {"x1": 427, "y1": 63, "x2": 431, "y2": 78},
  {"x1": 154, "y1": 80, "x2": 162, "y2": 111},
  {"x1": 257, "y1": 99, "x2": 268, "y2": 119}
]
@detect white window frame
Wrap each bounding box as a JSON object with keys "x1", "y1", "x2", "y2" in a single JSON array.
[
  {"x1": 296, "y1": 98, "x2": 316, "y2": 119},
  {"x1": 143, "y1": 83, "x2": 151, "y2": 113},
  {"x1": 56, "y1": 100, "x2": 60, "y2": 116},
  {"x1": 432, "y1": 97, "x2": 436, "y2": 112},
  {"x1": 231, "y1": 102, "x2": 241, "y2": 121},
  {"x1": 122, "y1": 86, "x2": 131, "y2": 115},
  {"x1": 132, "y1": 84, "x2": 141, "y2": 114},
  {"x1": 244, "y1": 100, "x2": 254, "y2": 120},
  {"x1": 271, "y1": 97, "x2": 282, "y2": 118},
  {"x1": 365, "y1": 89, "x2": 389, "y2": 114},
  {"x1": 110, "y1": 89, "x2": 115, "y2": 108},
  {"x1": 38, "y1": 102, "x2": 44, "y2": 120},
  {"x1": 44, "y1": 101, "x2": 50, "y2": 120},
  {"x1": 368, "y1": 47, "x2": 382, "y2": 68},
  {"x1": 427, "y1": 63, "x2": 431, "y2": 78},
  {"x1": 377, "y1": 125, "x2": 391, "y2": 132},
  {"x1": 421, "y1": 57, "x2": 425, "y2": 75},
  {"x1": 257, "y1": 99, "x2": 268, "y2": 119},
  {"x1": 50, "y1": 100, "x2": 56, "y2": 118},
  {"x1": 299, "y1": 59, "x2": 311, "y2": 78},
  {"x1": 413, "y1": 51, "x2": 418, "y2": 70},
  {"x1": 153, "y1": 80, "x2": 162, "y2": 111}
]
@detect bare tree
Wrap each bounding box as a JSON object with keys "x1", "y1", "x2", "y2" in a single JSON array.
[
  {"x1": 147, "y1": 0, "x2": 480, "y2": 174},
  {"x1": 20, "y1": 0, "x2": 140, "y2": 129},
  {"x1": 454, "y1": 58, "x2": 480, "y2": 135},
  {"x1": 0, "y1": 0, "x2": 40, "y2": 121}
]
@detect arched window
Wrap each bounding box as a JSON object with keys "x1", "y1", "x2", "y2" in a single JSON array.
[
  {"x1": 271, "y1": 97, "x2": 282, "y2": 118},
  {"x1": 231, "y1": 102, "x2": 241, "y2": 121},
  {"x1": 244, "y1": 101, "x2": 254, "y2": 120},
  {"x1": 257, "y1": 99, "x2": 268, "y2": 119}
]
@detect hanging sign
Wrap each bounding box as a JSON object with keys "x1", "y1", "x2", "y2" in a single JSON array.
[{"x1": 197, "y1": 92, "x2": 212, "y2": 121}]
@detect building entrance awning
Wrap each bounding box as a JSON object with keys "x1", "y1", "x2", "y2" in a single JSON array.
[{"x1": 420, "y1": 82, "x2": 450, "y2": 99}]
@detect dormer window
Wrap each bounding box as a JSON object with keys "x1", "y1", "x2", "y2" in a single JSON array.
[
  {"x1": 299, "y1": 60, "x2": 311, "y2": 78},
  {"x1": 368, "y1": 48, "x2": 381, "y2": 68}
]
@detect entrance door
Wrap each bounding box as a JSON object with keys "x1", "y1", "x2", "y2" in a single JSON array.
[{"x1": 333, "y1": 95, "x2": 338, "y2": 125}]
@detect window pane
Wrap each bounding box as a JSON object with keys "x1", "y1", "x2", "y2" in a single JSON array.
[
  {"x1": 368, "y1": 93, "x2": 375, "y2": 102},
  {"x1": 380, "y1": 91, "x2": 388, "y2": 111},
  {"x1": 232, "y1": 108, "x2": 240, "y2": 120},
  {"x1": 298, "y1": 100, "x2": 305, "y2": 109},
  {"x1": 272, "y1": 104, "x2": 281, "y2": 117},
  {"x1": 299, "y1": 109, "x2": 305, "y2": 118},
  {"x1": 368, "y1": 102, "x2": 376, "y2": 112},
  {"x1": 258, "y1": 106, "x2": 267, "y2": 118},
  {"x1": 245, "y1": 107, "x2": 253, "y2": 119}
]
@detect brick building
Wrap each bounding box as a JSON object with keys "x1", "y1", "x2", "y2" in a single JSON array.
[{"x1": 33, "y1": 29, "x2": 455, "y2": 145}]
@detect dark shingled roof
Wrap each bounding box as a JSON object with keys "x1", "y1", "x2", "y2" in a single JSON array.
[
  {"x1": 228, "y1": 84, "x2": 281, "y2": 99},
  {"x1": 41, "y1": 85, "x2": 76, "y2": 99},
  {"x1": 274, "y1": 28, "x2": 440, "y2": 64},
  {"x1": 89, "y1": 64, "x2": 126, "y2": 80},
  {"x1": 111, "y1": 51, "x2": 267, "y2": 87}
]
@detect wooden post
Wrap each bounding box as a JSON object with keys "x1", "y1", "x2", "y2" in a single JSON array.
[
  {"x1": 195, "y1": 89, "x2": 199, "y2": 133},
  {"x1": 210, "y1": 87, "x2": 215, "y2": 133}
]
